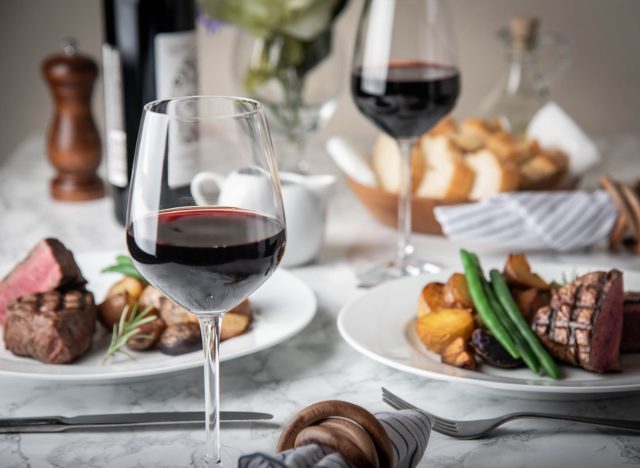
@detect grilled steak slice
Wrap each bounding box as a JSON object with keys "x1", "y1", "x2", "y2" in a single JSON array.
[
  {"x1": 531, "y1": 270, "x2": 624, "y2": 373},
  {"x1": 622, "y1": 292, "x2": 640, "y2": 353},
  {"x1": 4, "y1": 290, "x2": 96, "y2": 364},
  {"x1": 0, "y1": 239, "x2": 86, "y2": 324}
]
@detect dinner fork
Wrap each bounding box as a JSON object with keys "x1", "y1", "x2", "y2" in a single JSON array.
[{"x1": 381, "y1": 387, "x2": 640, "y2": 439}]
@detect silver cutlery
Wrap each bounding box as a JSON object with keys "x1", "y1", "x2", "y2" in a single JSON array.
[
  {"x1": 382, "y1": 387, "x2": 640, "y2": 439},
  {"x1": 0, "y1": 411, "x2": 273, "y2": 433}
]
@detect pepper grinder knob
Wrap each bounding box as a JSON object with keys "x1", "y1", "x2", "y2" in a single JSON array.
[{"x1": 42, "y1": 38, "x2": 104, "y2": 201}]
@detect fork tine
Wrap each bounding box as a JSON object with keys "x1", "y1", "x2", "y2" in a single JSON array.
[
  {"x1": 432, "y1": 420, "x2": 457, "y2": 431},
  {"x1": 381, "y1": 387, "x2": 418, "y2": 410},
  {"x1": 382, "y1": 396, "x2": 402, "y2": 411},
  {"x1": 382, "y1": 394, "x2": 410, "y2": 412},
  {"x1": 381, "y1": 387, "x2": 459, "y2": 434}
]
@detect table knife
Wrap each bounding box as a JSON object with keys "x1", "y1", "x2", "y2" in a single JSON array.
[{"x1": 0, "y1": 411, "x2": 273, "y2": 433}]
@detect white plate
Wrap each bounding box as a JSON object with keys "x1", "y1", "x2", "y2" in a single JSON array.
[
  {"x1": 0, "y1": 251, "x2": 316, "y2": 383},
  {"x1": 338, "y1": 263, "x2": 640, "y2": 399}
]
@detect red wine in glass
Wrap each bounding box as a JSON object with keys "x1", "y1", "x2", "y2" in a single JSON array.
[
  {"x1": 352, "y1": 61, "x2": 460, "y2": 139},
  {"x1": 127, "y1": 207, "x2": 286, "y2": 314}
]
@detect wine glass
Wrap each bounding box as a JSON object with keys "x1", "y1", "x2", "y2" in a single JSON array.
[
  {"x1": 126, "y1": 96, "x2": 286, "y2": 466},
  {"x1": 351, "y1": 0, "x2": 460, "y2": 285}
]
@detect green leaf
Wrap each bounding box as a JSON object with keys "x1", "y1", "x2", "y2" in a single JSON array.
[
  {"x1": 101, "y1": 255, "x2": 146, "y2": 282},
  {"x1": 116, "y1": 255, "x2": 132, "y2": 265}
]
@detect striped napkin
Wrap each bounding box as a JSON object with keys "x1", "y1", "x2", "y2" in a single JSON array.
[
  {"x1": 238, "y1": 409, "x2": 432, "y2": 468},
  {"x1": 434, "y1": 191, "x2": 617, "y2": 251}
]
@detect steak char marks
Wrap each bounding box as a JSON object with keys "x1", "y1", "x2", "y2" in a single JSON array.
[
  {"x1": 532, "y1": 270, "x2": 624, "y2": 373},
  {"x1": 4, "y1": 290, "x2": 96, "y2": 364}
]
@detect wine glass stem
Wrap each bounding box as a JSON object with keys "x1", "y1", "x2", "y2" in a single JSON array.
[
  {"x1": 396, "y1": 137, "x2": 416, "y2": 269},
  {"x1": 199, "y1": 315, "x2": 223, "y2": 467}
]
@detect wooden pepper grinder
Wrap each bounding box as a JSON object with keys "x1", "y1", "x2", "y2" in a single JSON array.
[{"x1": 42, "y1": 38, "x2": 104, "y2": 201}]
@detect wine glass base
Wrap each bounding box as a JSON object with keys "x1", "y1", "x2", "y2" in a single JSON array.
[{"x1": 357, "y1": 259, "x2": 441, "y2": 288}]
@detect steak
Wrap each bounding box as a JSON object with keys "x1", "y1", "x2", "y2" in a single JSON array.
[
  {"x1": 4, "y1": 290, "x2": 96, "y2": 364},
  {"x1": 621, "y1": 292, "x2": 640, "y2": 353},
  {"x1": 0, "y1": 239, "x2": 86, "y2": 324},
  {"x1": 531, "y1": 270, "x2": 624, "y2": 373}
]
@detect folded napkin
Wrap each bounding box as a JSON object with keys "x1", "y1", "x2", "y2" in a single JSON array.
[
  {"x1": 434, "y1": 190, "x2": 617, "y2": 251},
  {"x1": 238, "y1": 409, "x2": 432, "y2": 468},
  {"x1": 526, "y1": 102, "x2": 601, "y2": 176}
]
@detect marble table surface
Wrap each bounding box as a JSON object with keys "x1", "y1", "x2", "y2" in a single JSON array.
[{"x1": 1, "y1": 136, "x2": 640, "y2": 467}]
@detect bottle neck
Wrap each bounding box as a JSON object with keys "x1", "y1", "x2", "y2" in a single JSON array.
[{"x1": 503, "y1": 50, "x2": 547, "y2": 97}]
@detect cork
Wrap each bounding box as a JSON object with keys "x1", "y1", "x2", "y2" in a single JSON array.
[{"x1": 509, "y1": 16, "x2": 540, "y2": 52}]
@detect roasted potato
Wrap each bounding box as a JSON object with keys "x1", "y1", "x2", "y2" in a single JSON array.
[
  {"x1": 139, "y1": 285, "x2": 200, "y2": 327},
  {"x1": 514, "y1": 288, "x2": 551, "y2": 323},
  {"x1": 444, "y1": 273, "x2": 473, "y2": 308},
  {"x1": 127, "y1": 316, "x2": 166, "y2": 351},
  {"x1": 158, "y1": 323, "x2": 202, "y2": 355},
  {"x1": 503, "y1": 253, "x2": 549, "y2": 290},
  {"x1": 106, "y1": 277, "x2": 146, "y2": 301},
  {"x1": 98, "y1": 292, "x2": 137, "y2": 328},
  {"x1": 441, "y1": 337, "x2": 476, "y2": 370},
  {"x1": 417, "y1": 282, "x2": 448, "y2": 316},
  {"x1": 415, "y1": 308, "x2": 475, "y2": 353},
  {"x1": 221, "y1": 299, "x2": 252, "y2": 341},
  {"x1": 138, "y1": 285, "x2": 164, "y2": 310}
]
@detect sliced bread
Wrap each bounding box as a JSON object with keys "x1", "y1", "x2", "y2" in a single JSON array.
[
  {"x1": 466, "y1": 149, "x2": 520, "y2": 200},
  {"x1": 519, "y1": 150, "x2": 569, "y2": 189},
  {"x1": 486, "y1": 131, "x2": 535, "y2": 164},
  {"x1": 372, "y1": 133, "x2": 425, "y2": 193},
  {"x1": 415, "y1": 135, "x2": 475, "y2": 199}
]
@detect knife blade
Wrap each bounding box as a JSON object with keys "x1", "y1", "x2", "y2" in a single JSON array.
[{"x1": 0, "y1": 411, "x2": 273, "y2": 433}]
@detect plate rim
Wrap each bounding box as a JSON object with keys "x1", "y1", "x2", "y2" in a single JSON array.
[
  {"x1": 337, "y1": 264, "x2": 640, "y2": 395},
  {"x1": 0, "y1": 251, "x2": 316, "y2": 383}
]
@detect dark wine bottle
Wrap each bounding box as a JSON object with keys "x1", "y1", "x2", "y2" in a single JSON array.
[{"x1": 102, "y1": 0, "x2": 198, "y2": 225}]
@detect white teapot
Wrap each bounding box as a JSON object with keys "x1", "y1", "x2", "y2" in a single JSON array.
[{"x1": 191, "y1": 169, "x2": 335, "y2": 267}]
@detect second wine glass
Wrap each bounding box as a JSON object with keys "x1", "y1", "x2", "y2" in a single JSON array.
[{"x1": 351, "y1": 0, "x2": 460, "y2": 285}]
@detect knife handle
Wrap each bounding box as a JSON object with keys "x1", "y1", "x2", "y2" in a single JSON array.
[{"x1": 0, "y1": 417, "x2": 61, "y2": 428}]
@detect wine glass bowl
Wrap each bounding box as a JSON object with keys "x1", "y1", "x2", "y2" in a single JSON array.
[
  {"x1": 351, "y1": 0, "x2": 460, "y2": 285},
  {"x1": 126, "y1": 96, "x2": 285, "y2": 466}
]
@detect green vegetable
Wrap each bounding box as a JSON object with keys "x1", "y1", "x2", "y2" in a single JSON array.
[
  {"x1": 199, "y1": 0, "x2": 347, "y2": 146},
  {"x1": 460, "y1": 250, "x2": 520, "y2": 359},
  {"x1": 481, "y1": 275, "x2": 540, "y2": 374},
  {"x1": 200, "y1": 0, "x2": 347, "y2": 91},
  {"x1": 102, "y1": 303, "x2": 155, "y2": 363},
  {"x1": 490, "y1": 269, "x2": 562, "y2": 379},
  {"x1": 101, "y1": 255, "x2": 146, "y2": 282}
]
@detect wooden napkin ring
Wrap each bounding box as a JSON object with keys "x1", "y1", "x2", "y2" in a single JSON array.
[
  {"x1": 319, "y1": 418, "x2": 379, "y2": 465},
  {"x1": 620, "y1": 183, "x2": 640, "y2": 253},
  {"x1": 600, "y1": 176, "x2": 640, "y2": 253},
  {"x1": 609, "y1": 214, "x2": 627, "y2": 251},
  {"x1": 294, "y1": 425, "x2": 373, "y2": 467},
  {"x1": 277, "y1": 400, "x2": 393, "y2": 468}
]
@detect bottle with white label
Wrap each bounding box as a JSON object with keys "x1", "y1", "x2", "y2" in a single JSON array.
[{"x1": 102, "y1": 0, "x2": 198, "y2": 225}]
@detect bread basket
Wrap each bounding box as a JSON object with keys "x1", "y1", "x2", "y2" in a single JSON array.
[{"x1": 347, "y1": 175, "x2": 580, "y2": 235}]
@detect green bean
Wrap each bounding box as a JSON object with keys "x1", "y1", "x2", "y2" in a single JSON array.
[
  {"x1": 481, "y1": 275, "x2": 541, "y2": 374},
  {"x1": 460, "y1": 250, "x2": 519, "y2": 359},
  {"x1": 490, "y1": 269, "x2": 562, "y2": 379}
]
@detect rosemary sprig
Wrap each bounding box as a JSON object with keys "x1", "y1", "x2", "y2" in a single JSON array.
[
  {"x1": 102, "y1": 303, "x2": 156, "y2": 364},
  {"x1": 101, "y1": 255, "x2": 147, "y2": 282}
]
